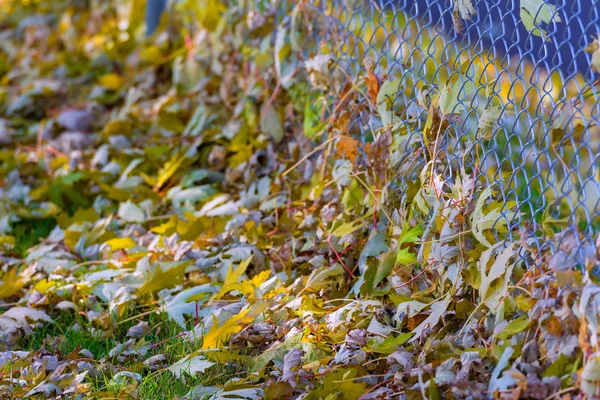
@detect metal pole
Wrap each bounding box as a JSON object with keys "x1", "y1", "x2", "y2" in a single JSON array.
[{"x1": 145, "y1": 0, "x2": 167, "y2": 36}]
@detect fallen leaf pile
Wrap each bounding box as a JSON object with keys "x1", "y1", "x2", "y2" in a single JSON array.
[{"x1": 0, "y1": 1, "x2": 599, "y2": 399}]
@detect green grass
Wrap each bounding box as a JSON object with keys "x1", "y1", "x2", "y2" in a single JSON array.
[
  {"x1": 12, "y1": 308, "x2": 244, "y2": 399},
  {"x1": 11, "y1": 217, "x2": 57, "y2": 256},
  {"x1": 137, "y1": 354, "x2": 241, "y2": 399},
  {"x1": 5, "y1": 218, "x2": 244, "y2": 399},
  {"x1": 18, "y1": 311, "x2": 120, "y2": 358}
]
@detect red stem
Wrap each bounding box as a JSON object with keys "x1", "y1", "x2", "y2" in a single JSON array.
[{"x1": 327, "y1": 235, "x2": 355, "y2": 278}]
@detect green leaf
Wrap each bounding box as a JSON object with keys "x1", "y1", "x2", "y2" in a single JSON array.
[
  {"x1": 470, "y1": 187, "x2": 514, "y2": 248},
  {"x1": 304, "y1": 367, "x2": 368, "y2": 400},
  {"x1": 396, "y1": 247, "x2": 417, "y2": 266},
  {"x1": 252, "y1": 334, "x2": 327, "y2": 373},
  {"x1": 428, "y1": 379, "x2": 442, "y2": 400},
  {"x1": 358, "y1": 232, "x2": 388, "y2": 270},
  {"x1": 409, "y1": 294, "x2": 452, "y2": 342},
  {"x1": 496, "y1": 316, "x2": 529, "y2": 340},
  {"x1": 331, "y1": 220, "x2": 364, "y2": 238},
  {"x1": 304, "y1": 96, "x2": 326, "y2": 138},
  {"x1": 520, "y1": 0, "x2": 561, "y2": 38},
  {"x1": 478, "y1": 105, "x2": 502, "y2": 140},
  {"x1": 438, "y1": 82, "x2": 463, "y2": 115},
  {"x1": 118, "y1": 200, "x2": 145, "y2": 223},
  {"x1": 543, "y1": 353, "x2": 571, "y2": 378},
  {"x1": 341, "y1": 179, "x2": 363, "y2": 208},
  {"x1": 398, "y1": 223, "x2": 424, "y2": 246},
  {"x1": 376, "y1": 79, "x2": 401, "y2": 126},
  {"x1": 260, "y1": 105, "x2": 284, "y2": 143},
  {"x1": 369, "y1": 333, "x2": 413, "y2": 354},
  {"x1": 264, "y1": 382, "x2": 293, "y2": 400},
  {"x1": 305, "y1": 264, "x2": 345, "y2": 293},
  {"x1": 437, "y1": 72, "x2": 473, "y2": 116},
  {"x1": 374, "y1": 251, "x2": 396, "y2": 286},
  {"x1": 396, "y1": 223, "x2": 423, "y2": 266}
]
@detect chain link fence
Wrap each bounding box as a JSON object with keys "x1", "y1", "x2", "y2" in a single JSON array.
[{"x1": 280, "y1": 0, "x2": 600, "y2": 267}]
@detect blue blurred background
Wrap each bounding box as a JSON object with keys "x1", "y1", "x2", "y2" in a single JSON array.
[{"x1": 145, "y1": 0, "x2": 598, "y2": 76}]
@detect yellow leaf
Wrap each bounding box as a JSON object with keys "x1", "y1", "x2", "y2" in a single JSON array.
[
  {"x1": 102, "y1": 119, "x2": 133, "y2": 138},
  {"x1": 215, "y1": 281, "x2": 255, "y2": 299},
  {"x1": 34, "y1": 279, "x2": 56, "y2": 294},
  {"x1": 105, "y1": 237, "x2": 137, "y2": 251},
  {"x1": 250, "y1": 270, "x2": 271, "y2": 287},
  {"x1": 214, "y1": 268, "x2": 270, "y2": 300},
  {"x1": 197, "y1": 0, "x2": 226, "y2": 31},
  {"x1": 224, "y1": 256, "x2": 253, "y2": 286},
  {"x1": 201, "y1": 308, "x2": 253, "y2": 349},
  {"x1": 151, "y1": 215, "x2": 178, "y2": 235},
  {"x1": 0, "y1": 269, "x2": 24, "y2": 298},
  {"x1": 98, "y1": 73, "x2": 125, "y2": 91},
  {"x1": 154, "y1": 153, "x2": 187, "y2": 191},
  {"x1": 140, "y1": 45, "x2": 164, "y2": 65},
  {"x1": 0, "y1": 235, "x2": 15, "y2": 251},
  {"x1": 138, "y1": 261, "x2": 191, "y2": 296}
]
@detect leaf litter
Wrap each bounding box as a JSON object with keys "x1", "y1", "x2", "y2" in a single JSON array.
[{"x1": 0, "y1": 0, "x2": 598, "y2": 399}]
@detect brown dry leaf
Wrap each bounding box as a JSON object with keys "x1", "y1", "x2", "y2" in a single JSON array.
[
  {"x1": 366, "y1": 130, "x2": 392, "y2": 182},
  {"x1": 580, "y1": 315, "x2": 591, "y2": 354},
  {"x1": 364, "y1": 72, "x2": 381, "y2": 106},
  {"x1": 408, "y1": 314, "x2": 427, "y2": 331},
  {"x1": 545, "y1": 315, "x2": 563, "y2": 337},
  {"x1": 424, "y1": 106, "x2": 450, "y2": 152},
  {"x1": 335, "y1": 135, "x2": 359, "y2": 163}
]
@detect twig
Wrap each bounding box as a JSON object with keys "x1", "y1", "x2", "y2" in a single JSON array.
[
  {"x1": 395, "y1": 262, "x2": 434, "y2": 289},
  {"x1": 352, "y1": 173, "x2": 393, "y2": 225},
  {"x1": 281, "y1": 136, "x2": 337, "y2": 177},
  {"x1": 543, "y1": 386, "x2": 577, "y2": 400},
  {"x1": 36, "y1": 120, "x2": 46, "y2": 160},
  {"x1": 69, "y1": 259, "x2": 119, "y2": 270},
  {"x1": 117, "y1": 310, "x2": 157, "y2": 325}
]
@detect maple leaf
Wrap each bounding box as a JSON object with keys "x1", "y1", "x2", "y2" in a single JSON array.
[
  {"x1": 138, "y1": 261, "x2": 191, "y2": 296},
  {"x1": 0, "y1": 269, "x2": 25, "y2": 298},
  {"x1": 201, "y1": 308, "x2": 253, "y2": 350}
]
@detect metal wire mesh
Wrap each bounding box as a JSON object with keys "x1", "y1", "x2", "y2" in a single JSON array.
[{"x1": 294, "y1": 0, "x2": 600, "y2": 266}]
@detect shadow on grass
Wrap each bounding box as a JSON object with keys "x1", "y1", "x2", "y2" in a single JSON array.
[{"x1": 11, "y1": 217, "x2": 57, "y2": 257}]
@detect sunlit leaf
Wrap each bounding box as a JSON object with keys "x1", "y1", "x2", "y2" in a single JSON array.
[
  {"x1": 201, "y1": 308, "x2": 253, "y2": 350},
  {"x1": 168, "y1": 353, "x2": 215, "y2": 378},
  {"x1": 138, "y1": 261, "x2": 191, "y2": 296}
]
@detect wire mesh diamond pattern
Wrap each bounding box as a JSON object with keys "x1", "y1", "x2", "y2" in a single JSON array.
[{"x1": 299, "y1": 0, "x2": 600, "y2": 266}]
